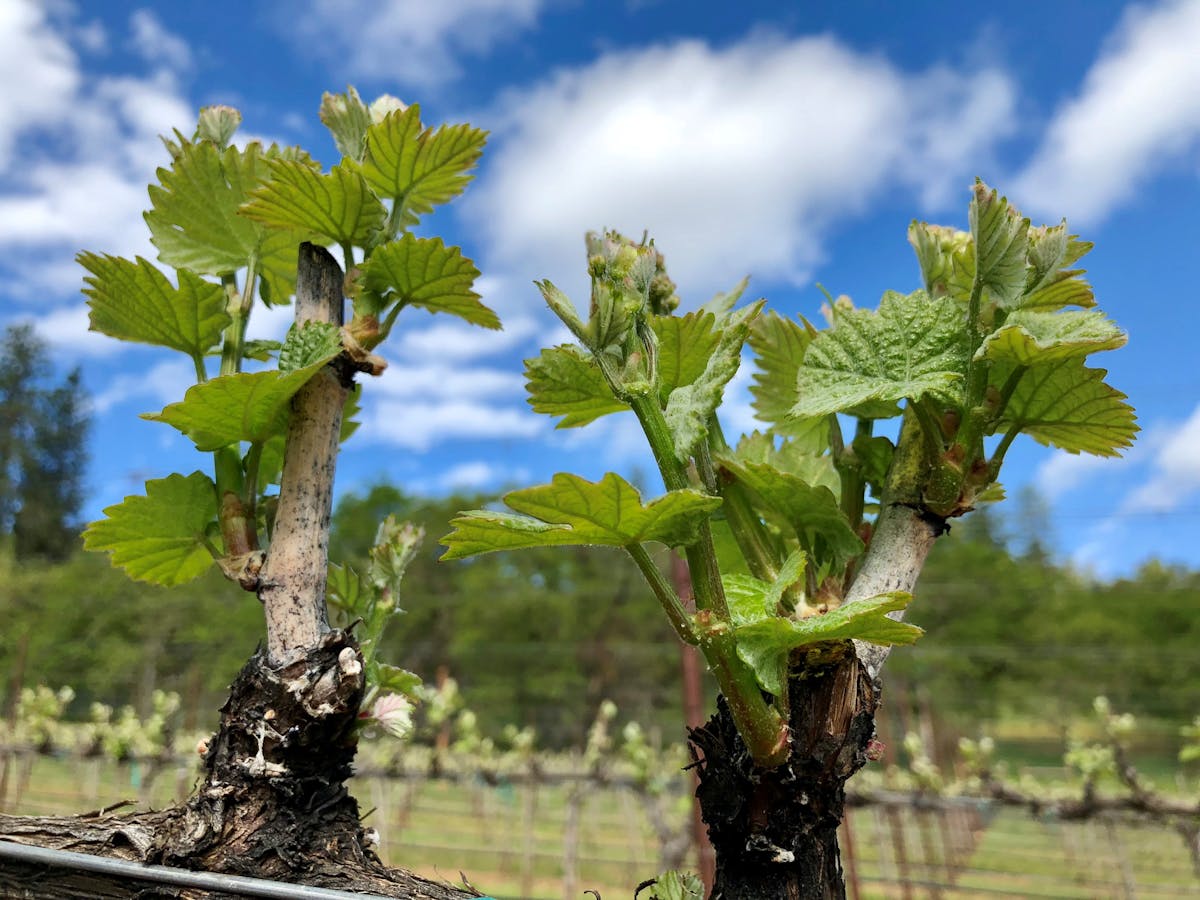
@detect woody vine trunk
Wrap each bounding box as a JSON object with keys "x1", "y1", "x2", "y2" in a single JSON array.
[
  {"x1": 0, "y1": 245, "x2": 478, "y2": 900},
  {"x1": 690, "y1": 504, "x2": 941, "y2": 899}
]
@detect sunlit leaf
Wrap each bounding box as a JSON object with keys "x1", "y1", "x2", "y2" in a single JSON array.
[
  {"x1": 319, "y1": 87, "x2": 373, "y2": 163},
  {"x1": 241, "y1": 158, "x2": 386, "y2": 247},
  {"x1": 360, "y1": 103, "x2": 487, "y2": 227},
  {"x1": 440, "y1": 472, "x2": 721, "y2": 559},
  {"x1": 793, "y1": 290, "x2": 967, "y2": 418},
  {"x1": 735, "y1": 592, "x2": 921, "y2": 695},
  {"x1": 970, "y1": 180, "x2": 1030, "y2": 308},
  {"x1": 145, "y1": 332, "x2": 342, "y2": 450},
  {"x1": 360, "y1": 234, "x2": 498, "y2": 328},
  {"x1": 525, "y1": 345, "x2": 628, "y2": 428},
  {"x1": 664, "y1": 300, "x2": 764, "y2": 459},
  {"x1": 978, "y1": 309, "x2": 1125, "y2": 365},
  {"x1": 991, "y1": 359, "x2": 1137, "y2": 456},
  {"x1": 80, "y1": 253, "x2": 229, "y2": 358},
  {"x1": 1020, "y1": 223, "x2": 1095, "y2": 310},
  {"x1": 83, "y1": 472, "x2": 217, "y2": 586}
]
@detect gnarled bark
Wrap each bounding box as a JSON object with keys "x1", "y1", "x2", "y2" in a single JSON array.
[{"x1": 690, "y1": 502, "x2": 943, "y2": 899}]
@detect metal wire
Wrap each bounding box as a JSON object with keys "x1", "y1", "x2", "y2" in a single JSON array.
[{"x1": 0, "y1": 839, "x2": 456, "y2": 899}]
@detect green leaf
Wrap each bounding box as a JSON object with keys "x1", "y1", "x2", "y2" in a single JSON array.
[
  {"x1": 792, "y1": 290, "x2": 967, "y2": 418},
  {"x1": 374, "y1": 663, "x2": 422, "y2": 697},
  {"x1": 328, "y1": 561, "x2": 367, "y2": 616},
  {"x1": 537, "y1": 280, "x2": 589, "y2": 344},
  {"x1": 970, "y1": 180, "x2": 1030, "y2": 308},
  {"x1": 852, "y1": 434, "x2": 895, "y2": 496},
  {"x1": 145, "y1": 345, "x2": 342, "y2": 451},
  {"x1": 663, "y1": 300, "x2": 764, "y2": 459},
  {"x1": 255, "y1": 224, "x2": 306, "y2": 306},
  {"x1": 724, "y1": 549, "x2": 806, "y2": 627},
  {"x1": 320, "y1": 87, "x2": 373, "y2": 163},
  {"x1": 1020, "y1": 223, "x2": 1096, "y2": 310},
  {"x1": 644, "y1": 870, "x2": 704, "y2": 900},
  {"x1": 724, "y1": 431, "x2": 838, "y2": 494},
  {"x1": 241, "y1": 339, "x2": 282, "y2": 362},
  {"x1": 652, "y1": 310, "x2": 720, "y2": 404},
  {"x1": 908, "y1": 222, "x2": 973, "y2": 302},
  {"x1": 978, "y1": 309, "x2": 1125, "y2": 365},
  {"x1": 525, "y1": 345, "x2": 629, "y2": 428},
  {"x1": 360, "y1": 234, "x2": 498, "y2": 328},
  {"x1": 717, "y1": 452, "x2": 861, "y2": 571},
  {"x1": 747, "y1": 310, "x2": 829, "y2": 445},
  {"x1": 145, "y1": 140, "x2": 275, "y2": 275},
  {"x1": 360, "y1": 104, "x2": 487, "y2": 227},
  {"x1": 735, "y1": 593, "x2": 921, "y2": 695},
  {"x1": 991, "y1": 359, "x2": 1137, "y2": 456},
  {"x1": 440, "y1": 472, "x2": 721, "y2": 559},
  {"x1": 279, "y1": 321, "x2": 343, "y2": 372},
  {"x1": 79, "y1": 253, "x2": 229, "y2": 358},
  {"x1": 196, "y1": 105, "x2": 241, "y2": 148},
  {"x1": 83, "y1": 472, "x2": 217, "y2": 586},
  {"x1": 241, "y1": 158, "x2": 386, "y2": 247}
]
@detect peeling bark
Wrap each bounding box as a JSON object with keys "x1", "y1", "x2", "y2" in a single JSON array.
[
  {"x1": 259, "y1": 242, "x2": 349, "y2": 666},
  {"x1": 0, "y1": 631, "x2": 477, "y2": 898}
]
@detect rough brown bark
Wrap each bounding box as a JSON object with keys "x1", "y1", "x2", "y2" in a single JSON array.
[
  {"x1": 691, "y1": 649, "x2": 876, "y2": 900},
  {"x1": 690, "y1": 504, "x2": 943, "y2": 899},
  {"x1": 0, "y1": 630, "x2": 477, "y2": 899}
]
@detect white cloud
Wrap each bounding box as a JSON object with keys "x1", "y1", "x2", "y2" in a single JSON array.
[
  {"x1": 1034, "y1": 449, "x2": 1120, "y2": 500},
  {"x1": 437, "y1": 460, "x2": 528, "y2": 492},
  {"x1": 467, "y1": 35, "x2": 1015, "y2": 304},
  {"x1": 361, "y1": 399, "x2": 542, "y2": 451},
  {"x1": 128, "y1": 10, "x2": 192, "y2": 71},
  {"x1": 0, "y1": 0, "x2": 80, "y2": 171},
  {"x1": 287, "y1": 0, "x2": 546, "y2": 87},
  {"x1": 372, "y1": 361, "x2": 525, "y2": 400},
  {"x1": 1123, "y1": 403, "x2": 1200, "y2": 512},
  {"x1": 1014, "y1": 0, "x2": 1200, "y2": 225},
  {"x1": 90, "y1": 357, "x2": 195, "y2": 415},
  {"x1": 393, "y1": 313, "x2": 541, "y2": 363},
  {"x1": 28, "y1": 303, "x2": 120, "y2": 358}
]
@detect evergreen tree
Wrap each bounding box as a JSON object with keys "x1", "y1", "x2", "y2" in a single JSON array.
[{"x1": 0, "y1": 325, "x2": 90, "y2": 560}]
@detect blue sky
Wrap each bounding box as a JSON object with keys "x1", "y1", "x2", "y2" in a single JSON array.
[{"x1": 1, "y1": 0, "x2": 1198, "y2": 578}]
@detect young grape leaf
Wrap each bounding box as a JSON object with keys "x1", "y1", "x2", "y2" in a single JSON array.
[
  {"x1": 279, "y1": 321, "x2": 343, "y2": 372},
  {"x1": 664, "y1": 300, "x2": 765, "y2": 459},
  {"x1": 79, "y1": 253, "x2": 229, "y2": 358},
  {"x1": 83, "y1": 471, "x2": 218, "y2": 586},
  {"x1": 360, "y1": 234, "x2": 498, "y2": 328},
  {"x1": 716, "y1": 454, "x2": 861, "y2": 571},
  {"x1": 1020, "y1": 223, "x2": 1095, "y2": 310},
  {"x1": 196, "y1": 105, "x2": 242, "y2": 148},
  {"x1": 525, "y1": 345, "x2": 629, "y2": 428},
  {"x1": 145, "y1": 338, "x2": 342, "y2": 451},
  {"x1": 319, "y1": 87, "x2": 373, "y2": 163},
  {"x1": 977, "y1": 309, "x2": 1125, "y2": 366},
  {"x1": 747, "y1": 310, "x2": 830, "y2": 446},
  {"x1": 970, "y1": 180, "x2": 1030, "y2": 308},
  {"x1": 255, "y1": 223, "x2": 308, "y2": 306},
  {"x1": 643, "y1": 870, "x2": 704, "y2": 900},
  {"x1": 360, "y1": 103, "x2": 487, "y2": 228},
  {"x1": 792, "y1": 290, "x2": 967, "y2": 418},
  {"x1": 241, "y1": 158, "x2": 386, "y2": 248},
  {"x1": 908, "y1": 222, "x2": 973, "y2": 302},
  {"x1": 735, "y1": 592, "x2": 921, "y2": 695},
  {"x1": 440, "y1": 472, "x2": 722, "y2": 559},
  {"x1": 652, "y1": 311, "x2": 720, "y2": 400},
  {"x1": 146, "y1": 140, "x2": 276, "y2": 275},
  {"x1": 725, "y1": 431, "x2": 838, "y2": 494},
  {"x1": 990, "y1": 358, "x2": 1137, "y2": 456},
  {"x1": 724, "y1": 549, "x2": 806, "y2": 627}
]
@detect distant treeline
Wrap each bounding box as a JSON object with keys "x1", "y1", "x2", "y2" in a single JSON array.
[{"x1": 2, "y1": 482, "x2": 1197, "y2": 747}]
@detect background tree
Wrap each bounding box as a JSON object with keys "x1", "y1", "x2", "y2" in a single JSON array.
[{"x1": 0, "y1": 325, "x2": 89, "y2": 561}]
